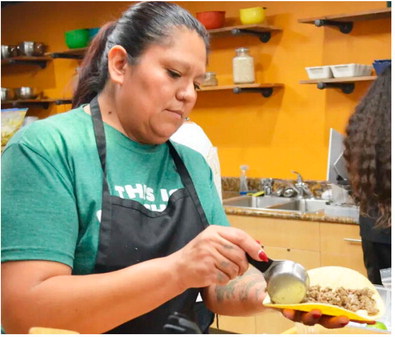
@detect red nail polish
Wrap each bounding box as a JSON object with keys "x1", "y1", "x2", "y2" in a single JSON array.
[
  {"x1": 258, "y1": 250, "x2": 268, "y2": 262},
  {"x1": 340, "y1": 322, "x2": 348, "y2": 327}
]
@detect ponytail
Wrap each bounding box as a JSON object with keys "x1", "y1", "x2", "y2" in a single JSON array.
[
  {"x1": 72, "y1": 2, "x2": 209, "y2": 109},
  {"x1": 72, "y1": 21, "x2": 116, "y2": 108}
]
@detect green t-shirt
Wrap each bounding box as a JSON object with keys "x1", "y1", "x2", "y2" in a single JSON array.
[{"x1": 1, "y1": 107, "x2": 229, "y2": 275}]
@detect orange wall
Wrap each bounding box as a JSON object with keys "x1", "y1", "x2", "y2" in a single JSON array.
[{"x1": 2, "y1": 1, "x2": 391, "y2": 180}]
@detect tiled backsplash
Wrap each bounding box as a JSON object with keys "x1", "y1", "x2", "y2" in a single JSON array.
[{"x1": 222, "y1": 176, "x2": 331, "y2": 199}]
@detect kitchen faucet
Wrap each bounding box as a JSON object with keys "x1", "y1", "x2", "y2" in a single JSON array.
[
  {"x1": 291, "y1": 171, "x2": 314, "y2": 198},
  {"x1": 261, "y1": 178, "x2": 273, "y2": 195}
]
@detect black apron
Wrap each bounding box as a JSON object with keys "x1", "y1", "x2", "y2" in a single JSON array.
[{"x1": 89, "y1": 96, "x2": 210, "y2": 333}]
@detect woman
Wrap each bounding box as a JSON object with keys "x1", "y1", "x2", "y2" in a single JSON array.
[
  {"x1": 344, "y1": 65, "x2": 391, "y2": 285},
  {"x1": 2, "y1": 2, "x2": 349, "y2": 333}
]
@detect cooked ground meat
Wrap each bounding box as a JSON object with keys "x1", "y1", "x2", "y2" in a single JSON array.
[{"x1": 304, "y1": 285, "x2": 378, "y2": 315}]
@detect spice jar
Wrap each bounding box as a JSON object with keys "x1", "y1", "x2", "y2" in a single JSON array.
[
  {"x1": 202, "y1": 72, "x2": 218, "y2": 87},
  {"x1": 232, "y1": 47, "x2": 255, "y2": 84}
]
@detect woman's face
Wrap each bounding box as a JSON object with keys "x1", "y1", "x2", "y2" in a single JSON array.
[{"x1": 114, "y1": 27, "x2": 207, "y2": 144}]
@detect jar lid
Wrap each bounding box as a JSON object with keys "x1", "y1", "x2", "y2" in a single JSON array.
[{"x1": 235, "y1": 47, "x2": 249, "y2": 52}]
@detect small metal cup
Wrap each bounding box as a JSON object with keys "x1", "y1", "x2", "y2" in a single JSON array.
[{"x1": 266, "y1": 260, "x2": 310, "y2": 304}]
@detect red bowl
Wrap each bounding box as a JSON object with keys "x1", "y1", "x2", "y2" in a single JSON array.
[{"x1": 196, "y1": 11, "x2": 225, "y2": 30}]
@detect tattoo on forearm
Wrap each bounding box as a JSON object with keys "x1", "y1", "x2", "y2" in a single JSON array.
[{"x1": 215, "y1": 267, "x2": 264, "y2": 303}]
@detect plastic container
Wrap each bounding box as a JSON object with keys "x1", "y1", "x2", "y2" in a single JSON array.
[
  {"x1": 233, "y1": 48, "x2": 255, "y2": 84},
  {"x1": 305, "y1": 66, "x2": 333, "y2": 79},
  {"x1": 64, "y1": 28, "x2": 90, "y2": 49},
  {"x1": 329, "y1": 63, "x2": 373, "y2": 78},
  {"x1": 373, "y1": 59, "x2": 391, "y2": 75}
]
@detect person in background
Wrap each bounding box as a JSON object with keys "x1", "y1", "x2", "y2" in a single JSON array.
[
  {"x1": 171, "y1": 120, "x2": 222, "y2": 200},
  {"x1": 344, "y1": 65, "x2": 391, "y2": 285},
  {"x1": 2, "y1": 2, "x2": 350, "y2": 334}
]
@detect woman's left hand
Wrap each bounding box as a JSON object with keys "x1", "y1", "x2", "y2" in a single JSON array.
[{"x1": 282, "y1": 308, "x2": 350, "y2": 329}]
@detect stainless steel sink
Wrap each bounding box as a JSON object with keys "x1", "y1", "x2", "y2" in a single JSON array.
[
  {"x1": 223, "y1": 195, "x2": 359, "y2": 220},
  {"x1": 223, "y1": 195, "x2": 294, "y2": 209},
  {"x1": 268, "y1": 199, "x2": 328, "y2": 213}
]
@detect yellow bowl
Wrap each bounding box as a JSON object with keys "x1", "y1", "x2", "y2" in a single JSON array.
[{"x1": 240, "y1": 7, "x2": 266, "y2": 25}]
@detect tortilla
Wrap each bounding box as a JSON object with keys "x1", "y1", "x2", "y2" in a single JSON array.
[{"x1": 263, "y1": 266, "x2": 385, "y2": 322}]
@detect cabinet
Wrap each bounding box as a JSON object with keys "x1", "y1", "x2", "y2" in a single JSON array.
[
  {"x1": 227, "y1": 215, "x2": 321, "y2": 270},
  {"x1": 213, "y1": 214, "x2": 364, "y2": 334},
  {"x1": 298, "y1": 7, "x2": 391, "y2": 94},
  {"x1": 319, "y1": 221, "x2": 365, "y2": 274}
]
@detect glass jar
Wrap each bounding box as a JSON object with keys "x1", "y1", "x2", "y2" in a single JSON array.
[
  {"x1": 232, "y1": 47, "x2": 255, "y2": 84},
  {"x1": 202, "y1": 72, "x2": 218, "y2": 87}
]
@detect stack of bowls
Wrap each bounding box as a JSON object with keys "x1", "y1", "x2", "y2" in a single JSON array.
[{"x1": 17, "y1": 41, "x2": 46, "y2": 56}]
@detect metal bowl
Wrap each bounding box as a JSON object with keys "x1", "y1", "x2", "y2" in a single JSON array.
[
  {"x1": 1, "y1": 45, "x2": 19, "y2": 59},
  {"x1": 1, "y1": 87, "x2": 15, "y2": 101},
  {"x1": 17, "y1": 41, "x2": 46, "y2": 56},
  {"x1": 14, "y1": 87, "x2": 40, "y2": 99}
]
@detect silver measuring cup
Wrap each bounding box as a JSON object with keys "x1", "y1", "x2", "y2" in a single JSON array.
[{"x1": 247, "y1": 255, "x2": 310, "y2": 304}]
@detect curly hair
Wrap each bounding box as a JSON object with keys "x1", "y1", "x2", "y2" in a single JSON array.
[{"x1": 344, "y1": 65, "x2": 391, "y2": 228}]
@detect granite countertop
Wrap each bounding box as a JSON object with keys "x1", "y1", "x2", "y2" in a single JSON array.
[{"x1": 223, "y1": 204, "x2": 359, "y2": 225}]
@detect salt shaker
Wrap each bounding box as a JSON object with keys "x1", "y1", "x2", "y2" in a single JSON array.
[{"x1": 233, "y1": 47, "x2": 255, "y2": 84}]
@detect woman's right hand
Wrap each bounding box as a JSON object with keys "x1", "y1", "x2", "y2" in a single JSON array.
[{"x1": 170, "y1": 225, "x2": 264, "y2": 290}]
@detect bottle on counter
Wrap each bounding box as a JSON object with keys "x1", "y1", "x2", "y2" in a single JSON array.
[
  {"x1": 239, "y1": 164, "x2": 249, "y2": 195},
  {"x1": 232, "y1": 47, "x2": 255, "y2": 84}
]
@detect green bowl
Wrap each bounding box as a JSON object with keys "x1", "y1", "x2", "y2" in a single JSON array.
[{"x1": 64, "y1": 29, "x2": 90, "y2": 49}]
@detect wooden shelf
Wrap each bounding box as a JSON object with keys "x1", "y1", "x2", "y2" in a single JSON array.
[
  {"x1": 47, "y1": 48, "x2": 86, "y2": 59},
  {"x1": 198, "y1": 83, "x2": 283, "y2": 97},
  {"x1": 299, "y1": 76, "x2": 376, "y2": 94},
  {"x1": 45, "y1": 24, "x2": 283, "y2": 59},
  {"x1": 298, "y1": 8, "x2": 391, "y2": 24},
  {"x1": 208, "y1": 24, "x2": 282, "y2": 43},
  {"x1": 209, "y1": 23, "x2": 282, "y2": 35},
  {"x1": 299, "y1": 76, "x2": 377, "y2": 84},
  {"x1": 1, "y1": 56, "x2": 52, "y2": 68},
  {"x1": 1, "y1": 98, "x2": 72, "y2": 109},
  {"x1": 298, "y1": 8, "x2": 391, "y2": 34}
]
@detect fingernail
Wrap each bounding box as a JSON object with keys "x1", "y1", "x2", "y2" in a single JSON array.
[
  {"x1": 256, "y1": 240, "x2": 261, "y2": 244},
  {"x1": 312, "y1": 313, "x2": 321, "y2": 319},
  {"x1": 341, "y1": 322, "x2": 348, "y2": 327},
  {"x1": 258, "y1": 250, "x2": 268, "y2": 262}
]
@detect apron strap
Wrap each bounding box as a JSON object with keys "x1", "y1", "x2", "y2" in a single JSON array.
[
  {"x1": 90, "y1": 95, "x2": 110, "y2": 195},
  {"x1": 167, "y1": 141, "x2": 210, "y2": 228}
]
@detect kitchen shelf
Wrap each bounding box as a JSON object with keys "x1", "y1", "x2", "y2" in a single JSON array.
[
  {"x1": 1, "y1": 56, "x2": 52, "y2": 68},
  {"x1": 298, "y1": 7, "x2": 391, "y2": 34},
  {"x1": 1, "y1": 98, "x2": 72, "y2": 109},
  {"x1": 208, "y1": 24, "x2": 282, "y2": 43},
  {"x1": 299, "y1": 76, "x2": 377, "y2": 94},
  {"x1": 47, "y1": 48, "x2": 86, "y2": 60},
  {"x1": 198, "y1": 83, "x2": 284, "y2": 97}
]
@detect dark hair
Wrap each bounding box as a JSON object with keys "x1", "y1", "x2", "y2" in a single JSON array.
[
  {"x1": 72, "y1": 1, "x2": 209, "y2": 108},
  {"x1": 343, "y1": 65, "x2": 391, "y2": 228}
]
